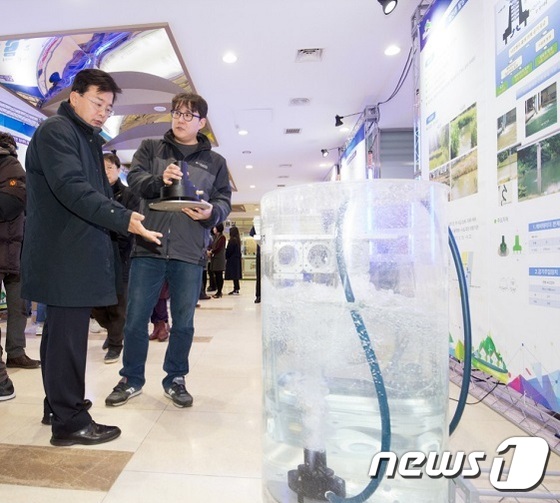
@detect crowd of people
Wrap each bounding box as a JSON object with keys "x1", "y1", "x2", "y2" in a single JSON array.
[{"x1": 0, "y1": 68, "x2": 243, "y2": 447}]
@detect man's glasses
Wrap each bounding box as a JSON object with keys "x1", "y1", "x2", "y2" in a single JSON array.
[
  {"x1": 82, "y1": 95, "x2": 115, "y2": 117},
  {"x1": 170, "y1": 110, "x2": 201, "y2": 122}
]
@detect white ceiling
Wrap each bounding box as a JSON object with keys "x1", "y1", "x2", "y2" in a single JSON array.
[{"x1": 4, "y1": 0, "x2": 425, "y2": 220}]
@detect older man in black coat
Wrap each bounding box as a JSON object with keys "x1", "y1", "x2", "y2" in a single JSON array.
[{"x1": 21, "y1": 69, "x2": 161, "y2": 446}]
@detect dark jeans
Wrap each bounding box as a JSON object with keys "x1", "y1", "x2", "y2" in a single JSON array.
[
  {"x1": 91, "y1": 288, "x2": 128, "y2": 351},
  {"x1": 42, "y1": 306, "x2": 92, "y2": 435},
  {"x1": 120, "y1": 257, "x2": 202, "y2": 389}
]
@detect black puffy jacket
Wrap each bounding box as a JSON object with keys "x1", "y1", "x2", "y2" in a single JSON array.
[{"x1": 0, "y1": 149, "x2": 26, "y2": 275}]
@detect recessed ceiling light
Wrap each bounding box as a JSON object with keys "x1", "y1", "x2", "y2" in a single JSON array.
[
  {"x1": 223, "y1": 52, "x2": 238, "y2": 63},
  {"x1": 238, "y1": 129, "x2": 249, "y2": 136},
  {"x1": 250, "y1": 185, "x2": 256, "y2": 189},
  {"x1": 245, "y1": 164, "x2": 254, "y2": 169},
  {"x1": 339, "y1": 127, "x2": 350, "y2": 133},
  {"x1": 384, "y1": 45, "x2": 401, "y2": 56},
  {"x1": 153, "y1": 105, "x2": 167, "y2": 112}
]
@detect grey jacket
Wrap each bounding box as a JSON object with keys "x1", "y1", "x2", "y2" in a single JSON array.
[{"x1": 128, "y1": 130, "x2": 232, "y2": 266}]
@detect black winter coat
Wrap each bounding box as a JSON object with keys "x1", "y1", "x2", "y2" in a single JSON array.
[
  {"x1": 21, "y1": 102, "x2": 132, "y2": 307},
  {"x1": 0, "y1": 149, "x2": 26, "y2": 275},
  {"x1": 225, "y1": 239, "x2": 242, "y2": 280}
]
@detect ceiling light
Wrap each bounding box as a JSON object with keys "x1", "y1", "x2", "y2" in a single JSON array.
[
  {"x1": 238, "y1": 129, "x2": 248, "y2": 136},
  {"x1": 250, "y1": 185, "x2": 256, "y2": 189},
  {"x1": 153, "y1": 105, "x2": 167, "y2": 112},
  {"x1": 245, "y1": 164, "x2": 253, "y2": 169},
  {"x1": 384, "y1": 44, "x2": 401, "y2": 56},
  {"x1": 378, "y1": 0, "x2": 397, "y2": 15},
  {"x1": 222, "y1": 52, "x2": 238, "y2": 63}
]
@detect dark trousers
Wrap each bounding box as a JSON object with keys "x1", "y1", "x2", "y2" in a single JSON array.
[
  {"x1": 255, "y1": 244, "x2": 261, "y2": 299},
  {"x1": 208, "y1": 264, "x2": 216, "y2": 290},
  {"x1": 91, "y1": 288, "x2": 127, "y2": 351},
  {"x1": 213, "y1": 270, "x2": 224, "y2": 295},
  {"x1": 233, "y1": 279, "x2": 240, "y2": 291},
  {"x1": 150, "y1": 297, "x2": 169, "y2": 324},
  {"x1": 42, "y1": 305, "x2": 92, "y2": 435}
]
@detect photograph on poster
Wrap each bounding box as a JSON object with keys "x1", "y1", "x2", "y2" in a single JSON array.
[
  {"x1": 497, "y1": 146, "x2": 518, "y2": 184},
  {"x1": 524, "y1": 82, "x2": 558, "y2": 137},
  {"x1": 450, "y1": 103, "x2": 477, "y2": 160},
  {"x1": 497, "y1": 107, "x2": 517, "y2": 150},
  {"x1": 428, "y1": 123, "x2": 450, "y2": 170},
  {"x1": 450, "y1": 149, "x2": 478, "y2": 200},
  {"x1": 517, "y1": 129, "x2": 560, "y2": 201},
  {"x1": 429, "y1": 163, "x2": 450, "y2": 188}
]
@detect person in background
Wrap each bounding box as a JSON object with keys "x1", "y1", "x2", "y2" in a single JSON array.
[
  {"x1": 0, "y1": 132, "x2": 40, "y2": 371},
  {"x1": 35, "y1": 302, "x2": 47, "y2": 336},
  {"x1": 0, "y1": 132, "x2": 39, "y2": 401},
  {"x1": 225, "y1": 225, "x2": 242, "y2": 295},
  {"x1": 249, "y1": 224, "x2": 261, "y2": 304},
  {"x1": 21, "y1": 69, "x2": 161, "y2": 446},
  {"x1": 105, "y1": 91, "x2": 231, "y2": 409},
  {"x1": 208, "y1": 223, "x2": 226, "y2": 298},
  {"x1": 91, "y1": 152, "x2": 141, "y2": 363},
  {"x1": 206, "y1": 236, "x2": 216, "y2": 293}
]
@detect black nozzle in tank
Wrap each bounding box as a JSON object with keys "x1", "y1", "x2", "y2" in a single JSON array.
[{"x1": 287, "y1": 448, "x2": 345, "y2": 502}]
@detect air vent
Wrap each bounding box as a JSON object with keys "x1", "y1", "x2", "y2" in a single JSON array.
[
  {"x1": 278, "y1": 175, "x2": 289, "y2": 179},
  {"x1": 279, "y1": 163, "x2": 293, "y2": 168},
  {"x1": 284, "y1": 128, "x2": 301, "y2": 135},
  {"x1": 277, "y1": 184, "x2": 286, "y2": 188},
  {"x1": 295, "y1": 48, "x2": 323, "y2": 63}
]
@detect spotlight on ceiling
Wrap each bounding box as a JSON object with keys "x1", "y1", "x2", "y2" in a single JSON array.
[
  {"x1": 321, "y1": 149, "x2": 329, "y2": 157},
  {"x1": 378, "y1": 0, "x2": 398, "y2": 15},
  {"x1": 334, "y1": 111, "x2": 362, "y2": 128}
]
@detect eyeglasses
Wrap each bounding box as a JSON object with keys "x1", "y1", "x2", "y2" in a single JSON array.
[
  {"x1": 82, "y1": 95, "x2": 115, "y2": 117},
  {"x1": 170, "y1": 109, "x2": 201, "y2": 122}
]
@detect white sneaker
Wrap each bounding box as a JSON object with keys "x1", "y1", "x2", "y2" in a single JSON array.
[
  {"x1": 35, "y1": 323, "x2": 43, "y2": 336},
  {"x1": 89, "y1": 319, "x2": 106, "y2": 333}
]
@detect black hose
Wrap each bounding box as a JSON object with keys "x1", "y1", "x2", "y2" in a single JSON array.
[{"x1": 448, "y1": 227, "x2": 472, "y2": 434}]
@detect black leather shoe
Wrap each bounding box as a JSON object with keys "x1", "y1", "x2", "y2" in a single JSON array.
[
  {"x1": 41, "y1": 399, "x2": 93, "y2": 425},
  {"x1": 50, "y1": 420, "x2": 121, "y2": 446},
  {"x1": 6, "y1": 354, "x2": 40, "y2": 369}
]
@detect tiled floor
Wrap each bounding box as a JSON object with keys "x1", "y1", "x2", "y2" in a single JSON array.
[{"x1": 0, "y1": 281, "x2": 558, "y2": 502}]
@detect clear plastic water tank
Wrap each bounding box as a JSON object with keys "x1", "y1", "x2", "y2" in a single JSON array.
[{"x1": 261, "y1": 180, "x2": 449, "y2": 502}]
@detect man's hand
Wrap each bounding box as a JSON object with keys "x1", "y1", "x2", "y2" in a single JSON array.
[
  {"x1": 182, "y1": 201, "x2": 213, "y2": 220},
  {"x1": 162, "y1": 163, "x2": 183, "y2": 185},
  {"x1": 128, "y1": 212, "x2": 163, "y2": 244}
]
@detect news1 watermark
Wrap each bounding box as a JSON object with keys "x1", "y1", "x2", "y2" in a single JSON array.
[{"x1": 368, "y1": 436, "x2": 550, "y2": 491}]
